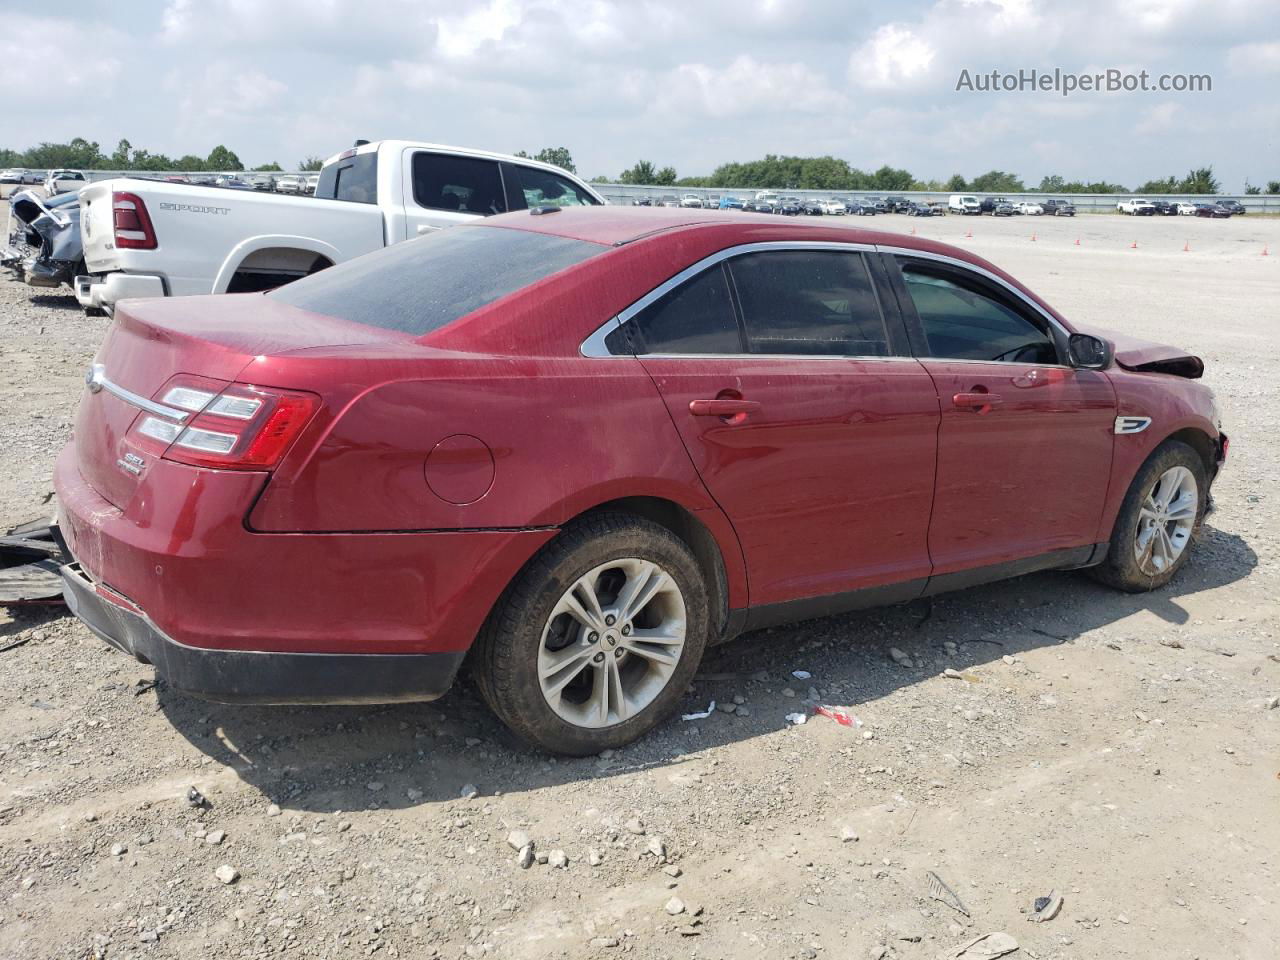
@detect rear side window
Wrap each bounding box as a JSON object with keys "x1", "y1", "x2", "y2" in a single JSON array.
[
  {"x1": 615, "y1": 265, "x2": 741, "y2": 355},
  {"x1": 729, "y1": 250, "x2": 889, "y2": 356},
  {"x1": 267, "y1": 226, "x2": 602, "y2": 336},
  {"x1": 507, "y1": 165, "x2": 599, "y2": 208},
  {"x1": 412, "y1": 153, "x2": 506, "y2": 215},
  {"x1": 315, "y1": 153, "x2": 378, "y2": 204}
]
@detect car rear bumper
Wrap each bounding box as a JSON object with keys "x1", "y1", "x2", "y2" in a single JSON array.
[
  {"x1": 75, "y1": 272, "x2": 166, "y2": 311},
  {"x1": 60, "y1": 559, "x2": 464, "y2": 704}
]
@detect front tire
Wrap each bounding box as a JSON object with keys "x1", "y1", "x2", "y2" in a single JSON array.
[
  {"x1": 472, "y1": 513, "x2": 710, "y2": 755},
  {"x1": 1091, "y1": 440, "x2": 1207, "y2": 592}
]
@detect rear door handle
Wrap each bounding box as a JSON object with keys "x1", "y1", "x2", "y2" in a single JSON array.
[
  {"x1": 953, "y1": 392, "x2": 1002, "y2": 409},
  {"x1": 689, "y1": 399, "x2": 761, "y2": 418}
]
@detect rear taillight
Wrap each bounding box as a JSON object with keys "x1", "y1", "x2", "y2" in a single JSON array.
[
  {"x1": 125, "y1": 375, "x2": 319, "y2": 470},
  {"x1": 112, "y1": 191, "x2": 157, "y2": 250}
]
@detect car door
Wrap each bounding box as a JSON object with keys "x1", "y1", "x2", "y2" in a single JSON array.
[
  {"x1": 499, "y1": 162, "x2": 600, "y2": 212},
  {"x1": 885, "y1": 253, "x2": 1116, "y2": 579},
  {"x1": 399, "y1": 150, "x2": 509, "y2": 241},
  {"x1": 610, "y1": 244, "x2": 940, "y2": 614}
]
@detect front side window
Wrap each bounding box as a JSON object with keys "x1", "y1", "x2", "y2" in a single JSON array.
[
  {"x1": 728, "y1": 250, "x2": 889, "y2": 356},
  {"x1": 412, "y1": 153, "x2": 507, "y2": 216},
  {"x1": 900, "y1": 262, "x2": 1057, "y2": 364},
  {"x1": 508, "y1": 165, "x2": 598, "y2": 208},
  {"x1": 612, "y1": 264, "x2": 741, "y2": 355}
]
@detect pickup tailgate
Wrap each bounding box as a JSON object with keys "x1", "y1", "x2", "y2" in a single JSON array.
[{"x1": 78, "y1": 181, "x2": 118, "y2": 270}]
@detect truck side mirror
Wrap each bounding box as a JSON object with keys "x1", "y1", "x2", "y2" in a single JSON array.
[{"x1": 1068, "y1": 333, "x2": 1112, "y2": 370}]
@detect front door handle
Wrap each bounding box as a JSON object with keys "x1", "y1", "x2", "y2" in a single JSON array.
[
  {"x1": 953, "y1": 392, "x2": 1002, "y2": 409},
  {"x1": 689, "y1": 398, "x2": 761, "y2": 418}
]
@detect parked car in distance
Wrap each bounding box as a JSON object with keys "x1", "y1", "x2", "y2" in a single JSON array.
[
  {"x1": 718, "y1": 196, "x2": 744, "y2": 210},
  {"x1": 1194, "y1": 203, "x2": 1231, "y2": 218},
  {"x1": 801, "y1": 199, "x2": 826, "y2": 216},
  {"x1": 679, "y1": 194, "x2": 704, "y2": 208},
  {"x1": 247, "y1": 174, "x2": 277, "y2": 191},
  {"x1": 54, "y1": 207, "x2": 1226, "y2": 754},
  {"x1": 777, "y1": 197, "x2": 803, "y2": 216},
  {"x1": 980, "y1": 196, "x2": 1014, "y2": 215},
  {"x1": 1016, "y1": 201, "x2": 1043, "y2": 216},
  {"x1": 1117, "y1": 198, "x2": 1157, "y2": 215},
  {"x1": 214, "y1": 177, "x2": 255, "y2": 191},
  {"x1": 304, "y1": 175, "x2": 320, "y2": 195},
  {"x1": 1149, "y1": 200, "x2": 1176, "y2": 216},
  {"x1": 948, "y1": 194, "x2": 981, "y2": 215},
  {"x1": 926, "y1": 202, "x2": 947, "y2": 216},
  {"x1": 43, "y1": 170, "x2": 88, "y2": 195},
  {"x1": 823, "y1": 199, "x2": 846, "y2": 215},
  {"x1": 1175, "y1": 202, "x2": 1198, "y2": 215},
  {"x1": 20, "y1": 169, "x2": 46, "y2": 184},
  {"x1": 846, "y1": 200, "x2": 877, "y2": 216},
  {"x1": 0, "y1": 168, "x2": 32, "y2": 184},
  {"x1": 1041, "y1": 199, "x2": 1076, "y2": 217},
  {"x1": 863, "y1": 196, "x2": 889, "y2": 213},
  {"x1": 275, "y1": 175, "x2": 306, "y2": 195},
  {"x1": 885, "y1": 196, "x2": 910, "y2": 213},
  {"x1": 73, "y1": 139, "x2": 606, "y2": 314},
  {"x1": 1216, "y1": 199, "x2": 1245, "y2": 215},
  {"x1": 904, "y1": 201, "x2": 932, "y2": 216}
]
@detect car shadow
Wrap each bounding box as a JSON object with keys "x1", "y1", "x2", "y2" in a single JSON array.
[
  {"x1": 141, "y1": 525, "x2": 1256, "y2": 814},
  {"x1": 27, "y1": 293, "x2": 80, "y2": 311}
]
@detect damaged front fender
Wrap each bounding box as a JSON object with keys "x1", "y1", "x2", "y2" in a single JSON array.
[
  {"x1": 1077, "y1": 326, "x2": 1204, "y2": 379},
  {"x1": 3, "y1": 188, "x2": 83, "y2": 288}
]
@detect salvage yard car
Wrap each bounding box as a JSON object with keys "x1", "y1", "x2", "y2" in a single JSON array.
[
  {"x1": 1, "y1": 189, "x2": 83, "y2": 288},
  {"x1": 1040, "y1": 199, "x2": 1076, "y2": 217},
  {"x1": 1117, "y1": 198, "x2": 1157, "y2": 215},
  {"x1": 45, "y1": 169, "x2": 87, "y2": 196},
  {"x1": 73, "y1": 139, "x2": 604, "y2": 313},
  {"x1": 54, "y1": 207, "x2": 1227, "y2": 754}
]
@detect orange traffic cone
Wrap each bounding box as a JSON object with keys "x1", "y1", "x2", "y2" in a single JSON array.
[
  {"x1": 910, "y1": 225, "x2": 917, "y2": 235},
  {"x1": 1131, "y1": 240, "x2": 1138, "y2": 249},
  {"x1": 1183, "y1": 240, "x2": 1190, "y2": 252},
  {"x1": 1030, "y1": 233, "x2": 1036, "y2": 242},
  {"x1": 1264, "y1": 246, "x2": 1271, "y2": 256},
  {"x1": 1074, "y1": 237, "x2": 1080, "y2": 246},
  {"x1": 965, "y1": 229, "x2": 973, "y2": 239}
]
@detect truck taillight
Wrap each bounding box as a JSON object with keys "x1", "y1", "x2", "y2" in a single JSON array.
[
  {"x1": 126, "y1": 375, "x2": 320, "y2": 470},
  {"x1": 112, "y1": 191, "x2": 157, "y2": 250}
]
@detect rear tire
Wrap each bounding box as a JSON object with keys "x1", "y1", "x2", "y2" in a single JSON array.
[
  {"x1": 1091, "y1": 440, "x2": 1207, "y2": 592},
  {"x1": 472, "y1": 513, "x2": 710, "y2": 755}
]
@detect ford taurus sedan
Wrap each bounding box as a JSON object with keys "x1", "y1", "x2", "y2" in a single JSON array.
[{"x1": 54, "y1": 208, "x2": 1227, "y2": 754}]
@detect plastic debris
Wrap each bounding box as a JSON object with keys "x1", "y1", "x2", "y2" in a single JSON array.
[
  {"x1": 791, "y1": 670, "x2": 812, "y2": 680},
  {"x1": 784, "y1": 712, "x2": 808, "y2": 725},
  {"x1": 814, "y1": 705, "x2": 861, "y2": 727},
  {"x1": 681, "y1": 701, "x2": 716, "y2": 721},
  {"x1": 186, "y1": 786, "x2": 208, "y2": 809},
  {"x1": 1029, "y1": 890, "x2": 1063, "y2": 922},
  {"x1": 937, "y1": 932, "x2": 1018, "y2": 960},
  {"x1": 926, "y1": 870, "x2": 971, "y2": 917}
]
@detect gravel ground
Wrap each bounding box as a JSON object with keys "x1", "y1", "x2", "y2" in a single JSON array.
[{"x1": 0, "y1": 211, "x2": 1277, "y2": 960}]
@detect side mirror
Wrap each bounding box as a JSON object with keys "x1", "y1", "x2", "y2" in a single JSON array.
[{"x1": 1068, "y1": 333, "x2": 1112, "y2": 370}]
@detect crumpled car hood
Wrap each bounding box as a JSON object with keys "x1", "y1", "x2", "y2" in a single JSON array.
[{"x1": 1079, "y1": 326, "x2": 1204, "y2": 379}]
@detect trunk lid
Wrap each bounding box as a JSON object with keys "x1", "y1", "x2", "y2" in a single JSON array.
[
  {"x1": 73, "y1": 294, "x2": 408, "y2": 509},
  {"x1": 78, "y1": 180, "x2": 119, "y2": 271}
]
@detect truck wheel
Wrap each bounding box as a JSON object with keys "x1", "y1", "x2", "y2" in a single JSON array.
[
  {"x1": 1091, "y1": 440, "x2": 1207, "y2": 593},
  {"x1": 472, "y1": 513, "x2": 710, "y2": 755}
]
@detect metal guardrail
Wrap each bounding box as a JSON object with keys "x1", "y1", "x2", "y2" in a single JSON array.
[{"x1": 5, "y1": 169, "x2": 1278, "y2": 213}]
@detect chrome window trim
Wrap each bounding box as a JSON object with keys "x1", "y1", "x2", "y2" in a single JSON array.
[
  {"x1": 84, "y1": 363, "x2": 192, "y2": 423},
  {"x1": 579, "y1": 240, "x2": 880, "y2": 359}
]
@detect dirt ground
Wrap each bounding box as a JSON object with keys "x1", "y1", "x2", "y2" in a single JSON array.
[{"x1": 0, "y1": 209, "x2": 1277, "y2": 960}]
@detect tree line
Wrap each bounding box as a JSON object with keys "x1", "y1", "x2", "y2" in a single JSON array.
[{"x1": 3, "y1": 138, "x2": 1277, "y2": 195}]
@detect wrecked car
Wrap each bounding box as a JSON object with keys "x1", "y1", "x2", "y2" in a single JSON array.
[{"x1": 2, "y1": 188, "x2": 84, "y2": 289}]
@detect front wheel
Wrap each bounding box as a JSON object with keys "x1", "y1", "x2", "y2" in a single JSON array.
[
  {"x1": 472, "y1": 514, "x2": 710, "y2": 754},
  {"x1": 1091, "y1": 440, "x2": 1208, "y2": 592}
]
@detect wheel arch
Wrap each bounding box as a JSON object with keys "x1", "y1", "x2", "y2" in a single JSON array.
[{"x1": 212, "y1": 235, "x2": 341, "y2": 294}]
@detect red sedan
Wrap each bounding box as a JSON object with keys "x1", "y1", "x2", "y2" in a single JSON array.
[{"x1": 55, "y1": 208, "x2": 1226, "y2": 754}]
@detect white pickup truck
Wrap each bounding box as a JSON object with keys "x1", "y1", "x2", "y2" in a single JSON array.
[
  {"x1": 1116, "y1": 197, "x2": 1156, "y2": 215},
  {"x1": 74, "y1": 140, "x2": 606, "y2": 313}
]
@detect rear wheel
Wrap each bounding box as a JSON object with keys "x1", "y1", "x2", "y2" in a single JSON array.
[
  {"x1": 472, "y1": 514, "x2": 710, "y2": 755},
  {"x1": 1091, "y1": 441, "x2": 1207, "y2": 592}
]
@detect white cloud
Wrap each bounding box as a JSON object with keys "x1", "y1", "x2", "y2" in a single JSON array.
[
  {"x1": 1227, "y1": 40, "x2": 1280, "y2": 73},
  {"x1": 0, "y1": 17, "x2": 121, "y2": 102},
  {"x1": 849, "y1": 25, "x2": 936, "y2": 90},
  {"x1": 1134, "y1": 101, "x2": 1182, "y2": 135}
]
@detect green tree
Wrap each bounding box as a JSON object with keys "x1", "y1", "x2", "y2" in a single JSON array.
[
  {"x1": 1244, "y1": 182, "x2": 1261, "y2": 195},
  {"x1": 174, "y1": 154, "x2": 206, "y2": 171},
  {"x1": 969, "y1": 169, "x2": 1025, "y2": 192},
  {"x1": 1136, "y1": 176, "x2": 1178, "y2": 193},
  {"x1": 1267, "y1": 180, "x2": 1280, "y2": 194},
  {"x1": 1037, "y1": 174, "x2": 1065, "y2": 192},
  {"x1": 869, "y1": 165, "x2": 915, "y2": 191},
  {"x1": 619, "y1": 160, "x2": 659, "y2": 184},
  {"x1": 654, "y1": 166, "x2": 678, "y2": 186},
  {"x1": 110, "y1": 139, "x2": 133, "y2": 169},
  {"x1": 1178, "y1": 166, "x2": 1219, "y2": 193},
  {"x1": 205, "y1": 145, "x2": 243, "y2": 171},
  {"x1": 946, "y1": 174, "x2": 969, "y2": 191},
  {"x1": 253, "y1": 162, "x2": 284, "y2": 172},
  {"x1": 297, "y1": 155, "x2": 324, "y2": 171},
  {"x1": 529, "y1": 147, "x2": 575, "y2": 173}
]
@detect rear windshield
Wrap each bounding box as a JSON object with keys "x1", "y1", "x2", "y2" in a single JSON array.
[
  {"x1": 315, "y1": 152, "x2": 378, "y2": 204},
  {"x1": 267, "y1": 225, "x2": 604, "y2": 336}
]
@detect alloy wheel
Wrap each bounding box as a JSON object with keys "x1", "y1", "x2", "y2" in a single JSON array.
[
  {"x1": 1134, "y1": 465, "x2": 1198, "y2": 575},
  {"x1": 537, "y1": 558, "x2": 687, "y2": 728}
]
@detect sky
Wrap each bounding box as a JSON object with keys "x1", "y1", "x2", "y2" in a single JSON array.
[{"x1": 4, "y1": 0, "x2": 1278, "y2": 189}]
